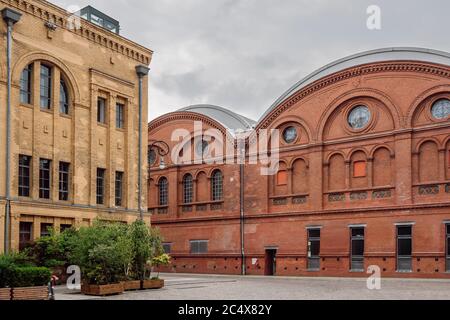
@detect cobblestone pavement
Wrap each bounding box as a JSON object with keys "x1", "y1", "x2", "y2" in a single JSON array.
[{"x1": 55, "y1": 273, "x2": 450, "y2": 300}]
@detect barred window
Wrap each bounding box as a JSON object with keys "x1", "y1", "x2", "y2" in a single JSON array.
[
  {"x1": 60, "y1": 78, "x2": 69, "y2": 115},
  {"x1": 40, "y1": 64, "x2": 52, "y2": 109},
  {"x1": 159, "y1": 177, "x2": 168, "y2": 206},
  {"x1": 20, "y1": 64, "x2": 32, "y2": 104},
  {"x1": 18, "y1": 155, "x2": 31, "y2": 197},
  {"x1": 39, "y1": 159, "x2": 51, "y2": 199},
  {"x1": 59, "y1": 162, "x2": 70, "y2": 201},
  {"x1": 183, "y1": 174, "x2": 193, "y2": 204},
  {"x1": 211, "y1": 170, "x2": 223, "y2": 201}
]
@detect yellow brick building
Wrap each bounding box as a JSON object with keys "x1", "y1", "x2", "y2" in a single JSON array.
[{"x1": 0, "y1": 0, "x2": 152, "y2": 253}]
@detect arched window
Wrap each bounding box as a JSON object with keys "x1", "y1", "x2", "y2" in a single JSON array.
[
  {"x1": 60, "y1": 78, "x2": 69, "y2": 114},
  {"x1": 20, "y1": 64, "x2": 33, "y2": 104},
  {"x1": 158, "y1": 177, "x2": 168, "y2": 206},
  {"x1": 183, "y1": 174, "x2": 193, "y2": 204},
  {"x1": 40, "y1": 64, "x2": 52, "y2": 109},
  {"x1": 211, "y1": 170, "x2": 223, "y2": 201}
]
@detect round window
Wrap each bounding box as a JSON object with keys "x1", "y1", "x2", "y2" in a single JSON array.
[
  {"x1": 431, "y1": 99, "x2": 450, "y2": 119},
  {"x1": 195, "y1": 140, "x2": 209, "y2": 157},
  {"x1": 283, "y1": 126, "x2": 298, "y2": 144},
  {"x1": 348, "y1": 105, "x2": 371, "y2": 130},
  {"x1": 148, "y1": 149, "x2": 156, "y2": 165}
]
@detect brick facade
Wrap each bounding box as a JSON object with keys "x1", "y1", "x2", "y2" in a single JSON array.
[{"x1": 149, "y1": 49, "x2": 450, "y2": 278}]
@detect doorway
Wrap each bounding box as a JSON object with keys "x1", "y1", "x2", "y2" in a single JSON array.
[{"x1": 264, "y1": 249, "x2": 277, "y2": 276}]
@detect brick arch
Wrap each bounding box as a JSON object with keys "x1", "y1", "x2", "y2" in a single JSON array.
[
  {"x1": 414, "y1": 137, "x2": 443, "y2": 154},
  {"x1": 407, "y1": 84, "x2": 450, "y2": 128},
  {"x1": 317, "y1": 88, "x2": 401, "y2": 142},
  {"x1": 291, "y1": 157, "x2": 309, "y2": 195},
  {"x1": 12, "y1": 51, "x2": 81, "y2": 104},
  {"x1": 371, "y1": 146, "x2": 393, "y2": 187},
  {"x1": 327, "y1": 152, "x2": 346, "y2": 191},
  {"x1": 369, "y1": 144, "x2": 395, "y2": 159},
  {"x1": 196, "y1": 171, "x2": 209, "y2": 202},
  {"x1": 417, "y1": 139, "x2": 440, "y2": 183}
]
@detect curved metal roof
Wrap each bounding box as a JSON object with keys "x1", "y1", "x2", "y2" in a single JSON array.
[
  {"x1": 259, "y1": 47, "x2": 450, "y2": 122},
  {"x1": 178, "y1": 104, "x2": 256, "y2": 132}
]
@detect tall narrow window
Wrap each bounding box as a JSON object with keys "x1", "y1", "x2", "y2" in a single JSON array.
[
  {"x1": 211, "y1": 170, "x2": 223, "y2": 201},
  {"x1": 39, "y1": 159, "x2": 51, "y2": 199},
  {"x1": 59, "y1": 162, "x2": 70, "y2": 201},
  {"x1": 20, "y1": 64, "x2": 32, "y2": 104},
  {"x1": 183, "y1": 174, "x2": 193, "y2": 204},
  {"x1": 350, "y1": 227, "x2": 365, "y2": 271},
  {"x1": 190, "y1": 240, "x2": 208, "y2": 254},
  {"x1": 397, "y1": 225, "x2": 412, "y2": 272},
  {"x1": 307, "y1": 229, "x2": 321, "y2": 271},
  {"x1": 19, "y1": 222, "x2": 33, "y2": 251},
  {"x1": 60, "y1": 78, "x2": 69, "y2": 114},
  {"x1": 97, "y1": 98, "x2": 106, "y2": 124},
  {"x1": 115, "y1": 171, "x2": 123, "y2": 207},
  {"x1": 18, "y1": 155, "x2": 31, "y2": 197},
  {"x1": 96, "y1": 168, "x2": 106, "y2": 205},
  {"x1": 40, "y1": 65, "x2": 52, "y2": 109},
  {"x1": 446, "y1": 224, "x2": 450, "y2": 272},
  {"x1": 116, "y1": 103, "x2": 125, "y2": 129},
  {"x1": 159, "y1": 177, "x2": 168, "y2": 206},
  {"x1": 40, "y1": 223, "x2": 53, "y2": 238}
]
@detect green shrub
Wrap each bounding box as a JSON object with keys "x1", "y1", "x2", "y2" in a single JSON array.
[
  {"x1": 8, "y1": 267, "x2": 51, "y2": 288},
  {"x1": 0, "y1": 252, "x2": 34, "y2": 288}
]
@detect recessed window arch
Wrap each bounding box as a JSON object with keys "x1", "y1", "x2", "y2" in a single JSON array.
[
  {"x1": 158, "y1": 177, "x2": 168, "y2": 206},
  {"x1": 211, "y1": 170, "x2": 223, "y2": 201},
  {"x1": 60, "y1": 77, "x2": 70, "y2": 115},
  {"x1": 183, "y1": 174, "x2": 193, "y2": 204}
]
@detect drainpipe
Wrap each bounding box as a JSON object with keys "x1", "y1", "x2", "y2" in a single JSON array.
[
  {"x1": 2, "y1": 8, "x2": 22, "y2": 254},
  {"x1": 135, "y1": 65, "x2": 150, "y2": 221},
  {"x1": 240, "y1": 162, "x2": 246, "y2": 275}
]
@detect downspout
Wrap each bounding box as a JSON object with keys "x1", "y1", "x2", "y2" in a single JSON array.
[
  {"x1": 2, "y1": 8, "x2": 22, "y2": 254},
  {"x1": 135, "y1": 65, "x2": 150, "y2": 221},
  {"x1": 240, "y1": 162, "x2": 246, "y2": 275}
]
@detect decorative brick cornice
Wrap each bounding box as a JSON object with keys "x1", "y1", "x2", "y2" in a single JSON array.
[
  {"x1": 2, "y1": 0, "x2": 152, "y2": 64},
  {"x1": 257, "y1": 61, "x2": 450, "y2": 130}
]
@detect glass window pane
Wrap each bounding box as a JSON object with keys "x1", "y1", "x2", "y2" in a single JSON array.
[
  {"x1": 308, "y1": 229, "x2": 320, "y2": 238},
  {"x1": 309, "y1": 240, "x2": 320, "y2": 256},
  {"x1": 397, "y1": 226, "x2": 412, "y2": 236},
  {"x1": 352, "y1": 239, "x2": 364, "y2": 256},
  {"x1": 398, "y1": 238, "x2": 412, "y2": 256}
]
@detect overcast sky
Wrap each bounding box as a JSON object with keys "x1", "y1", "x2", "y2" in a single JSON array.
[{"x1": 52, "y1": 0, "x2": 450, "y2": 122}]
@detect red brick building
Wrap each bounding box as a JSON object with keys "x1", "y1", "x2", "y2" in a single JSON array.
[{"x1": 148, "y1": 48, "x2": 450, "y2": 278}]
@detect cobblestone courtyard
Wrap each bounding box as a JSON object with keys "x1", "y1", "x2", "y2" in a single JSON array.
[{"x1": 55, "y1": 273, "x2": 450, "y2": 300}]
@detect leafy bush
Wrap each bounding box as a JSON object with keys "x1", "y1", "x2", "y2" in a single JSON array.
[
  {"x1": 68, "y1": 220, "x2": 133, "y2": 285},
  {"x1": 0, "y1": 253, "x2": 50, "y2": 288},
  {"x1": 8, "y1": 267, "x2": 51, "y2": 288},
  {"x1": 150, "y1": 253, "x2": 171, "y2": 279}
]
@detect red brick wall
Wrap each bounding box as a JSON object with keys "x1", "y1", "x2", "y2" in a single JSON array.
[{"x1": 150, "y1": 60, "x2": 450, "y2": 278}]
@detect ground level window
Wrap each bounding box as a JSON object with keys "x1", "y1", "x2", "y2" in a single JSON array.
[
  {"x1": 350, "y1": 227, "x2": 365, "y2": 271},
  {"x1": 19, "y1": 222, "x2": 33, "y2": 251},
  {"x1": 397, "y1": 225, "x2": 412, "y2": 272},
  {"x1": 162, "y1": 243, "x2": 172, "y2": 254},
  {"x1": 190, "y1": 240, "x2": 208, "y2": 254},
  {"x1": 60, "y1": 224, "x2": 72, "y2": 232},
  {"x1": 40, "y1": 223, "x2": 53, "y2": 238},
  {"x1": 446, "y1": 224, "x2": 450, "y2": 272},
  {"x1": 307, "y1": 229, "x2": 320, "y2": 271}
]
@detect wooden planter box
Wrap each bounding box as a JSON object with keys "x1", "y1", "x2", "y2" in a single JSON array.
[
  {"x1": 121, "y1": 280, "x2": 141, "y2": 291},
  {"x1": 11, "y1": 286, "x2": 49, "y2": 300},
  {"x1": 81, "y1": 283, "x2": 124, "y2": 296},
  {"x1": 0, "y1": 288, "x2": 11, "y2": 301},
  {"x1": 142, "y1": 279, "x2": 164, "y2": 289}
]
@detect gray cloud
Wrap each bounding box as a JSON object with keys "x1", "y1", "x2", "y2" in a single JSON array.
[{"x1": 52, "y1": 0, "x2": 450, "y2": 121}]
